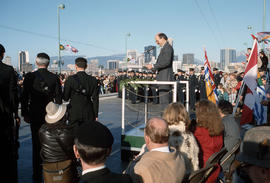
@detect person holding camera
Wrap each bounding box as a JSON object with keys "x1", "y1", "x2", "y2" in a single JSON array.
[
  {"x1": 63, "y1": 57, "x2": 99, "y2": 127},
  {"x1": 21, "y1": 53, "x2": 62, "y2": 182}
]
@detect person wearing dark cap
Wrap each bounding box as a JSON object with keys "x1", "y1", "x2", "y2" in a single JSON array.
[
  {"x1": 177, "y1": 69, "x2": 186, "y2": 104},
  {"x1": 0, "y1": 43, "x2": 20, "y2": 182},
  {"x1": 21, "y1": 52, "x2": 62, "y2": 182},
  {"x1": 213, "y1": 67, "x2": 221, "y2": 86},
  {"x1": 234, "y1": 126, "x2": 270, "y2": 183},
  {"x1": 188, "y1": 68, "x2": 198, "y2": 111},
  {"x1": 198, "y1": 67, "x2": 207, "y2": 100},
  {"x1": 63, "y1": 57, "x2": 99, "y2": 127},
  {"x1": 73, "y1": 122, "x2": 133, "y2": 183}
]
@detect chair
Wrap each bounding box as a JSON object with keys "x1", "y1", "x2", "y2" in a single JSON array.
[
  {"x1": 205, "y1": 147, "x2": 228, "y2": 166},
  {"x1": 187, "y1": 163, "x2": 216, "y2": 183},
  {"x1": 220, "y1": 140, "x2": 241, "y2": 166}
]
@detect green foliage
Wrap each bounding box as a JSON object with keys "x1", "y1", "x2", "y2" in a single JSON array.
[{"x1": 119, "y1": 78, "x2": 153, "y2": 91}]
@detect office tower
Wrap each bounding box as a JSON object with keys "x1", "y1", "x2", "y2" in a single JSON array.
[
  {"x1": 220, "y1": 48, "x2": 236, "y2": 70},
  {"x1": 107, "y1": 60, "x2": 119, "y2": 70},
  {"x1": 3, "y1": 56, "x2": 12, "y2": 66},
  {"x1": 18, "y1": 51, "x2": 29, "y2": 72},
  {"x1": 182, "y1": 53, "x2": 194, "y2": 64},
  {"x1": 144, "y1": 45, "x2": 156, "y2": 63}
]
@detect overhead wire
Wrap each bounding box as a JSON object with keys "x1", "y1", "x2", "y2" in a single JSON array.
[
  {"x1": 207, "y1": 0, "x2": 226, "y2": 45},
  {"x1": 193, "y1": 0, "x2": 222, "y2": 48},
  {"x1": 0, "y1": 24, "x2": 121, "y2": 53}
]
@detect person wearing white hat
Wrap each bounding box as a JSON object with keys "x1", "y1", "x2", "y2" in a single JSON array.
[{"x1": 39, "y1": 102, "x2": 78, "y2": 183}]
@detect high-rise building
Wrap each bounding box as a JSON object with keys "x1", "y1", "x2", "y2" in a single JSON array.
[
  {"x1": 3, "y1": 56, "x2": 12, "y2": 66},
  {"x1": 127, "y1": 50, "x2": 137, "y2": 61},
  {"x1": 144, "y1": 45, "x2": 156, "y2": 63},
  {"x1": 107, "y1": 60, "x2": 119, "y2": 70},
  {"x1": 18, "y1": 51, "x2": 29, "y2": 72},
  {"x1": 220, "y1": 48, "x2": 236, "y2": 70},
  {"x1": 182, "y1": 53, "x2": 194, "y2": 64}
]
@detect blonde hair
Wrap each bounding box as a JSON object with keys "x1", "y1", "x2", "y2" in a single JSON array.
[
  {"x1": 195, "y1": 100, "x2": 224, "y2": 136},
  {"x1": 162, "y1": 103, "x2": 190, "y2": 128}
]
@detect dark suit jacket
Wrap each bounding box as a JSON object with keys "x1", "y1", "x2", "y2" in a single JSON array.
[
  {"x1": 153, "y1": 42, "x2": 174, "y2": 90},
  {"x1": 80, "y1": 167, "x2": 133, "y2": 183},
  {"x1": 21, "y1": 68, "x2": 62, "y2": 123},
  {"x1": 0, "y1": 61, "x2": 18, "y2": 126},
  {"x1": 63, "y1": 71, "x2": 99, "y2": 124}
]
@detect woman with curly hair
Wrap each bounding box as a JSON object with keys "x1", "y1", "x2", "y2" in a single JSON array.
[
  {"x1": 194, "y1": 100, "x2": 224, "y2": 183},
  {"x1": 162, "y1": 103, "x2": 199, "y2": 174},
  {"x1": 136, "y1": 103, "x2": 199, "y2": 174}
]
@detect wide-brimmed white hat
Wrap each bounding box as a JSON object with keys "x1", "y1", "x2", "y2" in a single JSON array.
[{"x1": 45, "y1": 102, "x2": 67, "y2": 124}]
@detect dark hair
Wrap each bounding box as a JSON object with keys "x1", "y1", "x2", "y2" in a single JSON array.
[
  {"x1": 158, "y1": 33, "x2": 168, "y2": 40},
  {"x1": 74, "y1": 138, "x2": 110, "y2": 165},
  {"x1": 247, "y1": 48, "x2": 252, "y2": 51},
  {"x1": 75, "y1": 57, "x2": 87, "y2": 69},
  {"x1": 260, "y1": 50, "x2": 266, "y2": 57},
  {"x1": 145, "y1": 118, "x2": 169, "y2": 144},
  {"x1": 37, "y1": 52, "x2": 50, "y2": 60},
  {"x1": 0, "y1": 44, "x2": 5, "y2": 55},
  {"x1": 218, "y1": 100, "x2": 233, "y2": 115}
]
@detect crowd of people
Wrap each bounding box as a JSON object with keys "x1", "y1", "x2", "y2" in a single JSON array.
[{"x1": 1, "y1": 31, "x2": 270, "y2": 183}]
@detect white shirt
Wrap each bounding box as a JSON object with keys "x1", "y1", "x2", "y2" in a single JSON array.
[
  {"x1": 82, "y1": 165, "x2": 106, "y2": 175},
  {"x1": 151, "y1": 146, "x2": 170, "y2": 153}
]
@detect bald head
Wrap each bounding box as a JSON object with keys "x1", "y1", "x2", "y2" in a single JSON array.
[{"x1": 145, "y1": 117, "x2": 169, "y2": 144}]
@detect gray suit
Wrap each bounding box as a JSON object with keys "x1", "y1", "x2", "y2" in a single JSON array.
[{"x1": 153, "y1": 42, "x2": 174, "y2": 111}]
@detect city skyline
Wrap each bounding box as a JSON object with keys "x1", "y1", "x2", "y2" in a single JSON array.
[{"x1": 1, "y1": 0, "x2": 269, "y2": 67}]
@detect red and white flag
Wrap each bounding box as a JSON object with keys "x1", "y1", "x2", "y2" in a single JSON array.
[{"x1": 240, "y1": 39, "x2": 258, "y2": 125}]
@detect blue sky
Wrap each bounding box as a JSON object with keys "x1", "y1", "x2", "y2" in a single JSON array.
[{"x1": 1, "y1": 0, "x2": 269, "y2": 67}]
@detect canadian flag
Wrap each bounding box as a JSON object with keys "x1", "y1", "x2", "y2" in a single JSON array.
[{"x1": 240, "y1": 40, "x2": 258, "y2": 125}]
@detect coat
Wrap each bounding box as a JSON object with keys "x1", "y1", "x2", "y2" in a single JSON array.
[
  {"x1": 21, "y1": 68, "x2": 62, "y2": 124},
  {"x1": 153, "y1": 42, "x2": 174, "y2": 90},
  {"x1": 80, "y1": 167, "x2": 132, "y2": 183},
  {"x1": 63, "y1": 71, "x2": 99, "y2": 125},
  {"x1": 221, "y1": 114, "x2": 240, "y2": 172},
  {"x1": 169, "y1": 122, "x2": 199, "y2": 173},
  {"x1": 194, "y1": 126, "x2": 223, "y2": 183},
  {"x1": 0, "y1": 61, "x2": 18, "y2": 124},
  {"x1": 126, "y1": 148, "x2": 186, "y2": 183}
]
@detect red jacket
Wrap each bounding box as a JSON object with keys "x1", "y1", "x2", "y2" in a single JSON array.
[{"x1": 194, "y1": 126, "x2": 223, "y2": 183}]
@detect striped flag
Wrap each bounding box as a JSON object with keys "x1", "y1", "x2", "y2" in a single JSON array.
[
  {"x1": 204, "y1": 49, "x2": 218, "y2": 104},
  {"x1": 240, "y1": 39, "x2": 258, "y2": 125}
]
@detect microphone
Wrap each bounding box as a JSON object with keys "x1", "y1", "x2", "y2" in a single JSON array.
[{"x1": 144, "y1": 47, "x2": 154, "y2": 53}]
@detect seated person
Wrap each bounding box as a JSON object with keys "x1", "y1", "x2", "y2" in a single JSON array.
[
  {"x1": 73, "y1": 121, "x2": 132, "y2": 183},
  {"x1": 235, "y1": 126, "x2": 270, "y2": 183},
  {"x1": 218, "y1": 100, "x2": 241, "y2": 181},
  {"x1": 163, "y1": 103, "x2": 199, "y2": 173},
  {"x1": 125, "y1": 117, "x2": 186, "y2": 183},
  {"x1": 193, "y1": 100, "x2": 224, "y2": 183}
]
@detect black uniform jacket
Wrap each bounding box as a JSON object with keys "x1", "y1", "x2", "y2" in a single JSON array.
[
  {"x1": 80, "y1": 168, "x2": 133, "y2": 183},
  {"x1": 21, "y1": 68, "x2": 62, "y2": 122},
  {"x1": 0, "y1": 61, "x2": 18, "y2": 126},
  {"x1": 63, "y1": 71, "x2": 99, "y2": 124}
]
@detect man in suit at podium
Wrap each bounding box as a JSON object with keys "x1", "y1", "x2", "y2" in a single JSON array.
[{"x1": 146, "y1": 33, "x2": 174, "y2": 112}]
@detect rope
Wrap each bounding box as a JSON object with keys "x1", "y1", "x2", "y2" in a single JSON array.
[
  {"x1": 125, "y1": 100, "x2": 164, "y2": 114},
  {"x1": 125, "y1": 88, "x2": 173, "y2": 98}
]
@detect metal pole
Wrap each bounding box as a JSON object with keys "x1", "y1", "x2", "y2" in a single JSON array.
[
  {"x1": 144, "y1": 85, "x2": 148, "y2": 124},
  {"x1": 173, "y1": 82, "x2": 177, "y2": 102},
  {"x1": 57, "y1": 7, "x2": 61, "y2": 74},
  {"x1": 262, "y1": 0, "x2": 266, "y2": 49},
  {"x1": 122, "y1": 86, "x2": 125, "y2": 134}
]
